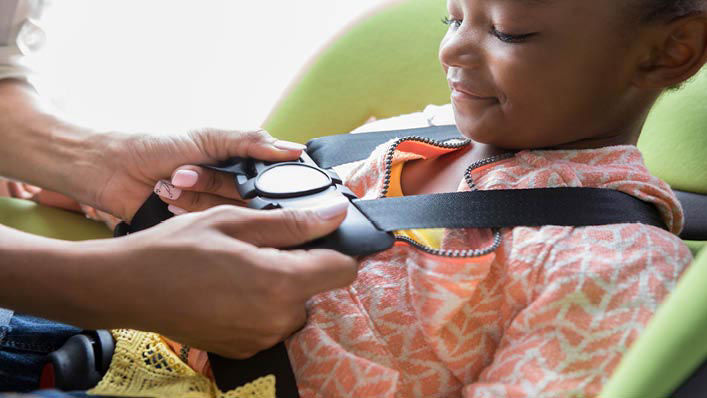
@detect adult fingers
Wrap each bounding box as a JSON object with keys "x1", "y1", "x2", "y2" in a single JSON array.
[
  {"x1": 21, "y1": 184, "x2": 42, "y2": 195},
  {"x1": 297, "y1": 249, "x2": 359, "y2": 296},
  {"x1": 175, "y1": 305, "x2": 306, "y2": 358},
  {"x1": 154, "y1": 180, "x2": 246, "y2": 214},
  {"x1": 189, "y1": 128, "x2": 306, "y2": 164},
  {"x1": 7, "y1": 181, "x2": 34, "y2": 199},
  {"x1": 210, "y1": 196, "x2": 350, "y2": 249},
  {"x1": 81, "y1": 205, "x2": 122, "y2": 230},
  {"x1": 169, "y1": 166, "x2": 242, "y2": 200},
  {"x1": 259, "y1": 248, "x2": 359, "y2": 298}
]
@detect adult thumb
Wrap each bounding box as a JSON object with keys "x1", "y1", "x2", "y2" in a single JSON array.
[{"x1": 226, "y1": 196, "x2": 350, "y2": 249}]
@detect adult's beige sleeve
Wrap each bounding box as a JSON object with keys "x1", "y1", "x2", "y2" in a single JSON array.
[{"x1": 0, "y1": 0, "x2": 46, "y2": 83}]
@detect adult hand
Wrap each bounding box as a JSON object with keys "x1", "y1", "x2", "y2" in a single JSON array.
[
  {"x1": 73, "y1": 200, "x2": 357, "y2": 359},
  {"x1": 0, "y1": 179, "x2": 82, "y2": 213},
  {"x1": 0, "y1": 80, "x2": 306, "y2": 223},
  {"x1": 88, "y1": 129, "x2": 306, "y2": 221},
  {"x1": 152, "y1": 164, "x2": 249, "y2": 214}
]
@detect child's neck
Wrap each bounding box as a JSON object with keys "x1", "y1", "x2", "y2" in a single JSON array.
[
  {"x1": 550, "y1": 132, "x2": 639, "y2": 150},
  {"x1": 401, "y1": 142, "x2": 507, "y2": 196},
  {"x1": 547, "y1": 111, "x2": 646, "y2": 150}
]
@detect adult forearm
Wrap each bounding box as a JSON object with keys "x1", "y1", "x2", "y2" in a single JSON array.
[
  {"x1": 0, "y1": 224, "x2": 114, "y2": 328},
  {"x1": 0, "y1": 79, "x2": 109, "y2": 206}
]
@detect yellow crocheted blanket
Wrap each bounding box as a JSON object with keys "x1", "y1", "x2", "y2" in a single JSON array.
[{"x1": 89, "y1": 329, "x2": 276, "y2": 398}]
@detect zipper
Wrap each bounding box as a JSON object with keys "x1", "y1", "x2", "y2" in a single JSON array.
[
  {"x1": 379, "y1": 135, "x2": 471, "y2": 198},
  {"x1": 380, "y1": 135, "x2": 513, "y2": 258},
  {"x1": 394, "y1": 234, "x2": 502, "y2": 258},
  {"x1": 463, "y1": 152, "x2": 515, "y2": 190}
]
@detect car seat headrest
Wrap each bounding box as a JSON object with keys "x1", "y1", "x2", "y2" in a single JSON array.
[{"x1": 639, "y1": 67, "x2": 707, "y2": 195}]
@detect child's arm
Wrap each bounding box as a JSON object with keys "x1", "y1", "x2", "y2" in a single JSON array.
[{"x1": 463, "y1": 224, "x2": 692, "y2": 397}]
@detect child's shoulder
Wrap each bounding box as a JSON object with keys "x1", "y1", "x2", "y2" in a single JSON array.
[{"x1": 475, "y1": 145, "x2": 684, "y2": 234}]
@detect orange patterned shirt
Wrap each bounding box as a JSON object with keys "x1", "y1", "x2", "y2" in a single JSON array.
[{"x1": 285, "y1": 138, "x2": 691, "y2": 397}]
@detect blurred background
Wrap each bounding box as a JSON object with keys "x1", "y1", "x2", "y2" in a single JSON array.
[{"x1": 33, "y1": 1, "x2": 384, "y2": 133}]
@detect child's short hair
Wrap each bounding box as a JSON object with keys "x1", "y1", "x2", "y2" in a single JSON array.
[{"x1": 639, "y1": 0, "x2": 705, "y2": 22}]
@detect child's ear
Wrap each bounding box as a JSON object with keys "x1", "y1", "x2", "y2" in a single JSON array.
[{"x1": 633, "y1": 13, "x2": 707, "y2": 89}]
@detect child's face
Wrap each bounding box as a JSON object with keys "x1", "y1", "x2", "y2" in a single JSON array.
[{"x1": 440, "y1": 0, "x2": 647, "y2": 149}]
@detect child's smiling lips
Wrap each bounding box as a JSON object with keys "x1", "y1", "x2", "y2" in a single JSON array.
[{"x1": 448, "y1": 80, "x2": 497, "y2": 102}]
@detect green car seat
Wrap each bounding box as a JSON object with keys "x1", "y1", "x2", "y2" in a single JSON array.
[
  {"x1": 601, "y1": 70, "x2": 707, "y2": 397},
  {"x1": 0, "y1": 0, "x2": 705, "y2": 396}
]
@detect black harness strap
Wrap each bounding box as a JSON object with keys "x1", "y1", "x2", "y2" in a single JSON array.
[
  {"x1": 675, "y1": 190, "x2": 707, "y2": 241},
  {"x1": 353, "y1": 188, "x2": 666, "y2": 231},
  {"x1": 307, "y1": 125, "x2": 462, "y2": 168}
]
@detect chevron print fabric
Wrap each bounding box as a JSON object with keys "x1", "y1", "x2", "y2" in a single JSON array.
[{"x1": 286, "y1": 142, "x2": 691, "y2": 397}]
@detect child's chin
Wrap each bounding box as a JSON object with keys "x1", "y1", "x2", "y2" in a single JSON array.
[
  {"x1": 455, "y1": 118, "x2": 502, "y2": 145},
  {"x1": 453, "y1": 107, "x2": 507, "y2": 144}
]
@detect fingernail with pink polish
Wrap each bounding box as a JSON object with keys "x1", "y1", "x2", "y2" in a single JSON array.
[
  {"x1": 311, "y1": 197, "x2": 349, "y2": 220},
  {"x1": 168, "y1": 204, "x2": 187, "y2": 215},
  {"x1": 154, "y1": 180, "x2": 182, "y2": 200},
  {"x1": 171, "y1": 169, "x2": 199, "y2": 188},
  {"x1": 273, "y1": 140, "x2": 306, "y2": 151}
]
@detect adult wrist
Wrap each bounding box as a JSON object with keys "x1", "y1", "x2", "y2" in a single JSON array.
[
  {"x1": 53, "y1": 236, "x2": 140, "y2": 330},
  {"x1": 31, "y1": 118, "x2": 114, "y2": 208},
  {"x1": 61, "y1": 233, "x2": 176, "y2": 332},
  {"x1": 0, "y1": 80, "x2": 114, "y2": 207}
]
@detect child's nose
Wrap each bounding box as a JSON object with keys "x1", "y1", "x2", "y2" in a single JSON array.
[{"x1": 439, "y1": 28, "x2": 484, "y2": 70}]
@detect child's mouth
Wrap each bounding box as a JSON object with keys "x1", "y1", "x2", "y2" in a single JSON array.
[
  {"x1": 448, "y1": 81, "x2": 497, "y2": 103},
  {"x1": 451, "y1": 88, "x2": 497, "y2": 102}
]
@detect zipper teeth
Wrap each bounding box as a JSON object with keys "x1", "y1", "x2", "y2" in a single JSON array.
[
  {"x1": 463, "y1": 152, "x2": 515, "y2": 189},
  {"x1": 379, "y1": 135, "x2": 512, "y2": 258},
  {"x1": 380, "y1": 135, "x2": 471, "y2": 198},
  {"x1": 393, "y1": 232, "x2": 502, "y2": 258}
]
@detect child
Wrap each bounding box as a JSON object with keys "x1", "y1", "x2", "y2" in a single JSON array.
[{"x1": 94, "y1": 0, "x2": 706, "y2": 397}]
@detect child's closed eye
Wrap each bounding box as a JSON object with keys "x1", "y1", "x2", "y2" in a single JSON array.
[
  {"x1": 442, "y1": 16, "x2": 538, "y2": 44},
  {"x1": 490, "y1": 27, "x2": 538, "y2": 44}
]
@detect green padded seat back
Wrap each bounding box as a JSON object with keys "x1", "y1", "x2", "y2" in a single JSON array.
[
  {"x1": 638, "y1": 68, "x2": 707, "y2": 195},
  {"x1": 0, "y1": 197, "x2": 111, "y2": 241},
  {"x1": 264, "y1": 0, "x2": 449, "y2": 141}
]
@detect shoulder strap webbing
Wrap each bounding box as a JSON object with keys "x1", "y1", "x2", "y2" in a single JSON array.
[
  {"x1": 306, "y1": 125, "x2": 667, "y2": 232},
  {"x1": 352, "y1": 188, "x2": 667, "y2": 231},
  {"x1": 307, "y1": 125, "x2": 463, "y2": 168},
  {"x1": 120, "y1": 186, "x2": 668, "y2": 242}
]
